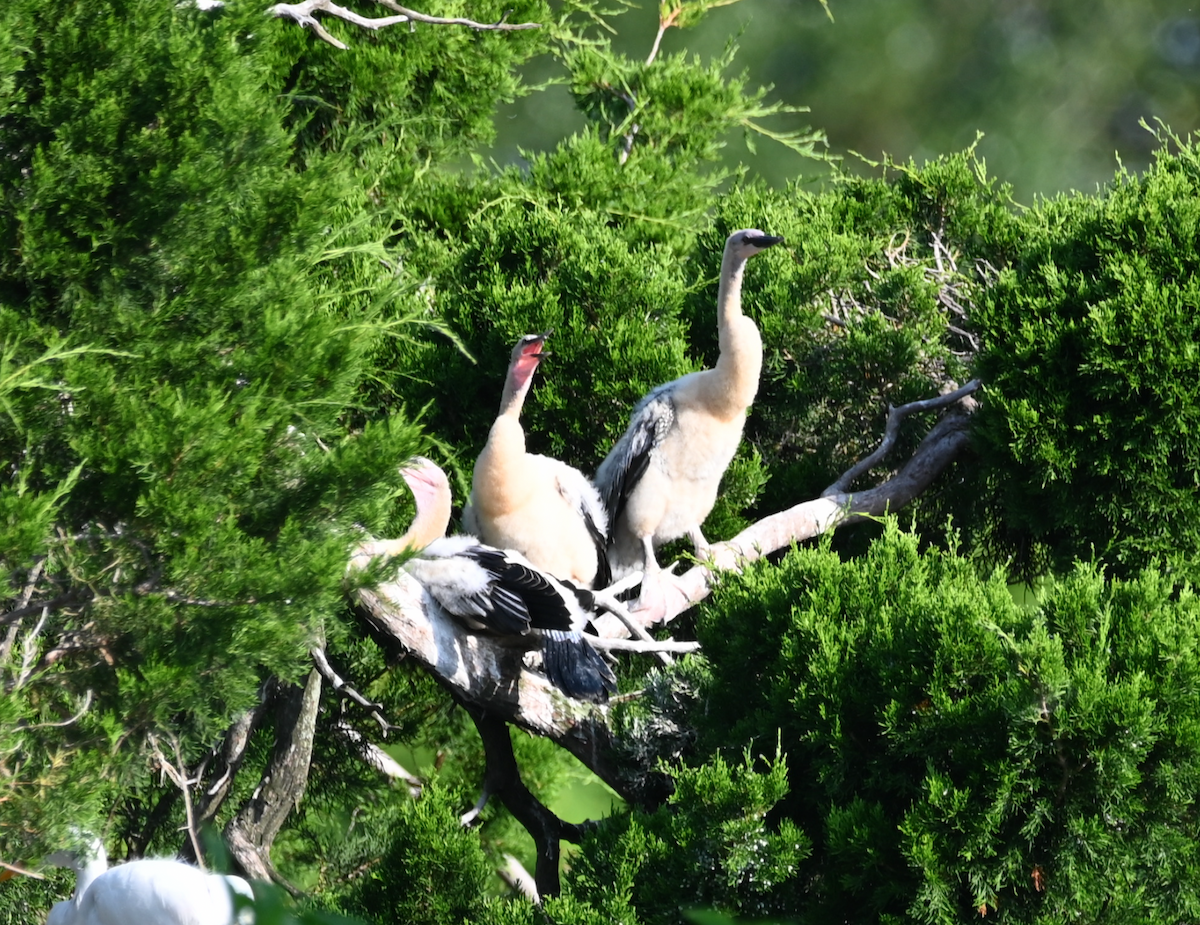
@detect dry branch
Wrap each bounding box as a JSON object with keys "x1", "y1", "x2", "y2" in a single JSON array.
[
  {"x1": 191, "y1": 692, "x2": 273, "y2": 832},
  {"x1": 312, "y1": 646, "x2": 397, "y2": 735},
  {"x1": 225, "y1": 670, "x2": 322, "y2": 893},
  {"x1": 334, "y1": 721, "x2": 423, "y2": 796},
  {"x1": 270, "y1": 0, "x2": 539, "y2": 50}
]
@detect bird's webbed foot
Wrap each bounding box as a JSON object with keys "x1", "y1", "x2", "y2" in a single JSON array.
[{"x1": 629, "y1": 562, "x2": 693, "y2": 625}]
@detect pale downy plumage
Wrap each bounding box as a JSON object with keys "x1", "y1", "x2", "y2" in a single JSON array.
[
  {"x1": 462, "y1": 333, "x2": 611, "y2": 589},
  {"x1": 595, "y1": 229, "x2": 782, "y2": 614},
  {"x1": 353, "y1": 458, "x2": 616, "y2": 703},
  {"x1": 42, "y1": 838, "x2": 254, "y2": 925}
]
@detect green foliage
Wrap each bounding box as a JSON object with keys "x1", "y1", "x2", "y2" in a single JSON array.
[
  {"x1": 0, "y1": 870, "x2": 73, "y2": 925},
  {"x1": 972, "y1": 128, "x2": 1200, "y2": 582},
  {"x1": 0, "y1": 0, "x2": 429, "y2": 854},
  {"x1": 322, "y1": 784, "x2": 494, "y2": 924},
  {"x1": 567, "y1": 752, "x2": 810, "y2": 925},
  {"x1": 688, "y1": 521, "x2": 1200, "y2": 923}
]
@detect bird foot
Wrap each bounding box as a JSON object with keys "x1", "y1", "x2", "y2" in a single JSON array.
[{"x1": 629, "y1": 567, "x2": 694, "y2": 625}]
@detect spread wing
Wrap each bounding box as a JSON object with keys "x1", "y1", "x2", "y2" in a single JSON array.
[
  {"x1": 409, "y1": 538, "x2": 531, "y2": 635},
  {"x1": 410, "y1": 539, "x2": 613, "y2": 702},
  {"x1": 595, "y1": 384, "x2": 676, "y2": 533}
]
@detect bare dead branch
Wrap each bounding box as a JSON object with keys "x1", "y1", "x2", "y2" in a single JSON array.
[
  {"x1": 225, "y1": 670, "x2": 322, "y2": 893},
  {"x1": 192, "y1": 692, "x2": 273, "y2": 832},
  {"x1": 1, "y1": 589, "x2": 91, "y2": 628},
  {"x1": 1, "y1": 561, "x2": 45, "y2": 669},
  {"x1": 148, "y1": 732, "x2": 205, "y2": 870},
  {"x1": 311, "y1": 646, "x2": 396, "y2": 735},
  {"x1": 270, "y1": 0, "x2": 538, "y2": 50},
  {"x1": 824, "y1": 379, "x2": 981, "y2": 494},
  {"x1": 645, "y1": 4, "x2": 681, "y2": 65},
  {"x1": 14, "y1": 606, "x2": 50, "y2": 691},
  {"x1": 0, "y1": 860, "x2": 46, "y2": 880},
  {"x1": 20, "y1": 689, "x2": 93, "y2": 730},
  {"x1": 587, "y1": 636, "x2": 700, "y2": 654},
  {"x1": 374, "y1": 0, "x2": 539, "y2": 29},
  {"x1": 499, "y1": 853, "x2": 539, "y2": 902}
]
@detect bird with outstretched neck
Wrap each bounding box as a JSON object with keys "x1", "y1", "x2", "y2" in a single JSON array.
[
  {"x1": 462, "y1": 332, "x2": 612, "y2": 590},
  {"x1": 595, "y1": 228, "x2": 783, "y2": 620}
]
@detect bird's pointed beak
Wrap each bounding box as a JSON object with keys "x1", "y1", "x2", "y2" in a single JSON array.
[
  {"x1": 746, "y1": 234, "x2": 784, "y2": 249},
  {"x1": 522, "y1": 331, "x2": 551, "y2": 359}
]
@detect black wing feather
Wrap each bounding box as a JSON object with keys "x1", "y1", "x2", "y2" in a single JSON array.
[
  {"x1": 582, "y1": 506, "x2": 613, "y2": 589},
  {"x1": 600, "y1": 387, "x2": 675, "y2": 532},
  {"x1": 541, "y1": 629, "x2": 616, "y2": 703},
  {"x1": 495, "y1": 557, "x2": 577, "y2": 633}
]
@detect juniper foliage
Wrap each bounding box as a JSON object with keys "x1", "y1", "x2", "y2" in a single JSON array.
[
  {"x1": 972, "y1": 127, "x2": 1200, "y2": 582},
  {"x1": 692, "y1": 524, "x2": 1200, "y2": 924},
  {"x1": 2, "y1": 0, "x2": 1200, "y2": 922}
]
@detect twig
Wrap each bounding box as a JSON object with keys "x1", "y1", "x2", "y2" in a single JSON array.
[
  {"x1": 20, "y1": 690, "x2": 93, "y2": 730},
  {"x1": 824, "y1": 379, "x2": 981, "y2": 495},
  {"x1": 311, "y1": 647, "x2": 395, "y2": 735},
  {"x1": 149, "y1": 733, "x2": 205, "y2": 870},
  {"x1": 0, "y1": 860, "x2": 45, "y2": 880},
  {"x1": 607, "y1": 86, "x2": 640, "y2": 166},
  {"x1": 645, "y1": 5, "x2": 681, "y2": 65},
  {"x1": 333, "y1": 721, "x2": 422, "y2": 797},
  {"x1": 0, "y1": 560, "x2": 44, "y2": 667},
  {"x1": 587, "y1": 636, "x2": 699, "y2": 654},
  {"x1": 460, "y1": 783, "x2": 492, "y2": 826},
  {"x1": 2, "y1": 589, "x2": 90, "y2": 628},
  {"x1": 14, "y1": 607, "x2": 50, "y2": 691},
  {"x1": 162, "y1": 590, "x2": 258, "y2": 607},
  {"x1": 270, "y1": 0, "x2": 539, "y2": 50},
  {"x1": 374, "y1": 0, "x2": 538, "y2": 29}
]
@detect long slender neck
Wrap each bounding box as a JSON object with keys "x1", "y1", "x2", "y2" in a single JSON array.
[
  {"x1": 362, "y1": 474, "x2": 451, "y2": 561},
  {"x1": 708, "y1": 249, "x2": 762, "y2": 417},
  {"x1": 399, "y1": 484, "x2": 451, "y2": 552},
  {"x1": 499, "y1": 361, "x2": 536, "y2": 420},
  {"x1": 716, "y1": 249, "x2": 748, "y2": 342},
  {"x1": 474, "y1": 359, "x2": 538, "y2": 514},
  {"x1": 73, "y1": 850, "x2": 107, "y2": 899}
]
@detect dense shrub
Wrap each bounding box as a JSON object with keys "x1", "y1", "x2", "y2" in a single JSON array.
[
  {"x1": 683, "y1": 522, "x2": 1200, "y2": 923},
  {"x1": 972, "y1": 130, "x2": 1200, "y2": 581}
]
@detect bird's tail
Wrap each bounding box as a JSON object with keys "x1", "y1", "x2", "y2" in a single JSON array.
[{"x1": 540, "y1": 630, "x2": 616, "y2": 703}]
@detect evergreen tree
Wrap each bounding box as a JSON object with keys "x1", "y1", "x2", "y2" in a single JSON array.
[{"x1": 2, "y1": 0, "x2": 1198, "y2": 922}]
